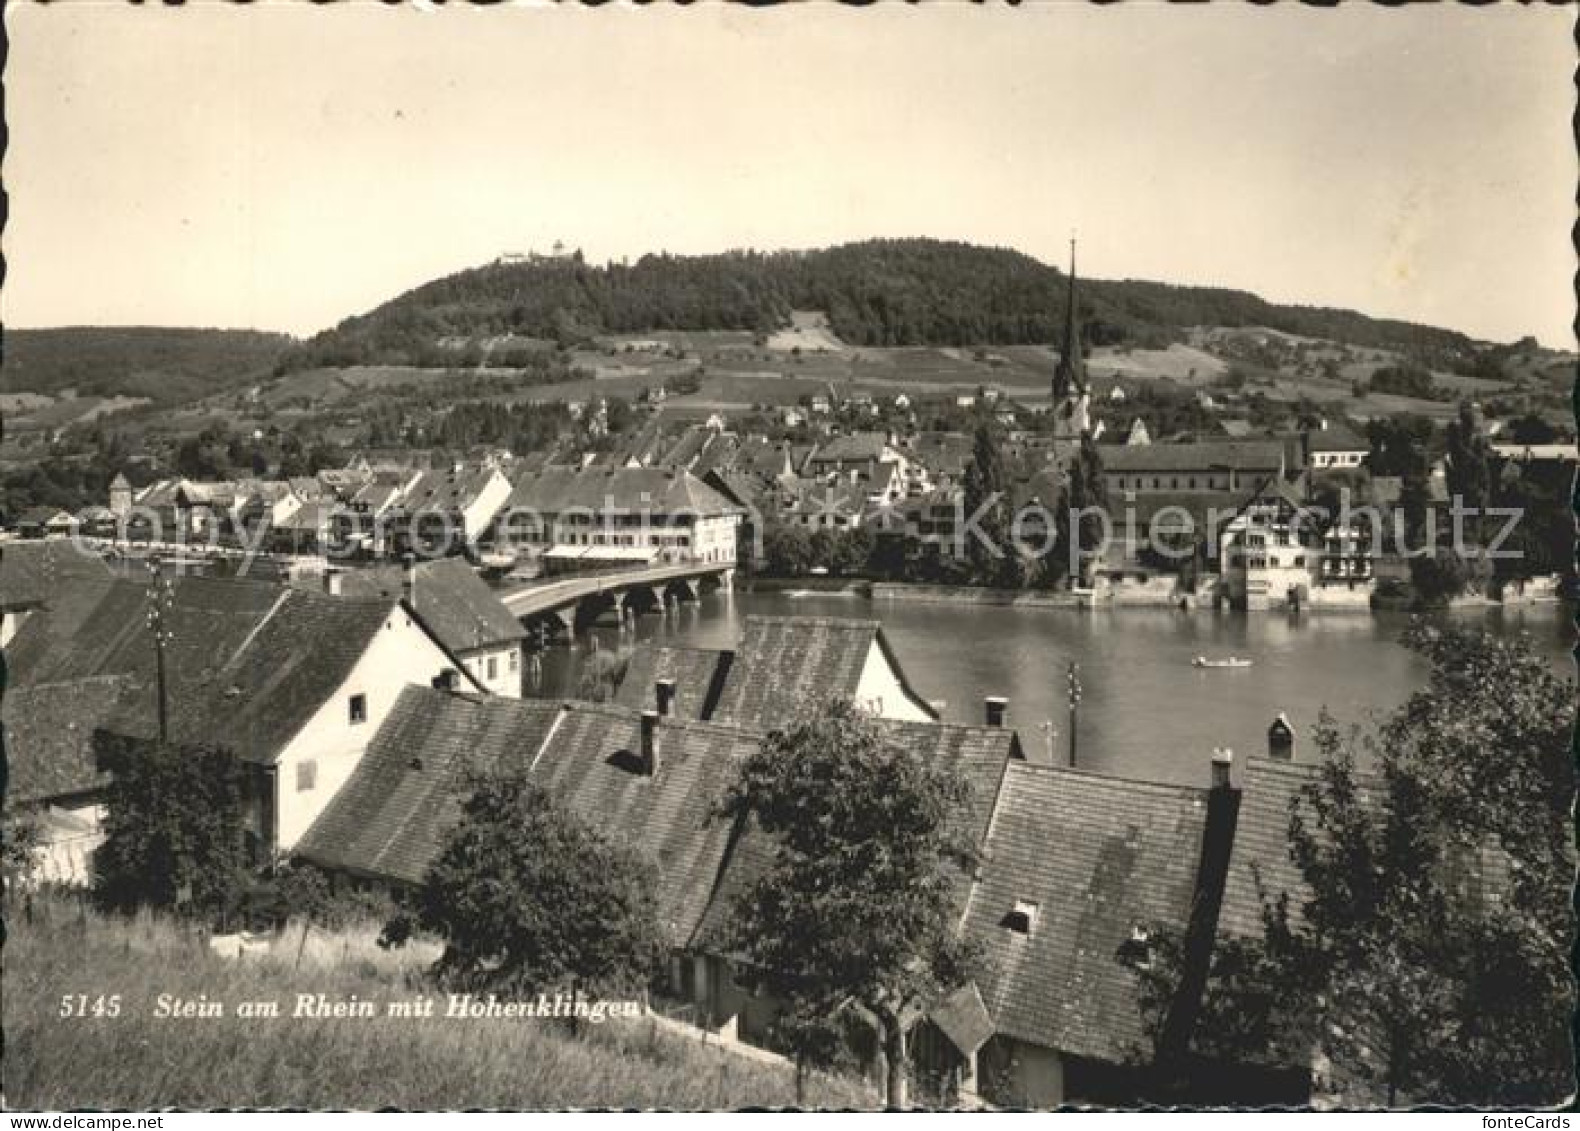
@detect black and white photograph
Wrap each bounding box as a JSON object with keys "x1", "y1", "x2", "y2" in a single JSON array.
[{"x1": 0, "y1": 1, "x2": 1575, "y2": 1114}]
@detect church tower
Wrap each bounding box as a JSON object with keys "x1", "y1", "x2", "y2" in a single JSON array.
[{"x1": 1051, "y1": 239, "x2": 1091, "y2": 446}]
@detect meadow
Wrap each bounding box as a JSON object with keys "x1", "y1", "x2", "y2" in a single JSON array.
[{"x1": 3, "y1": 896, "x2": 872, "y2": 1110}]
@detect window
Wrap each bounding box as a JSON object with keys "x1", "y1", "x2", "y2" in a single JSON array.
[
  {"x1": 296, "y1": 760, "x2": 317, "y2": 792},
  {"x1": 1000, "y1": 900, "x2": 1039, "y2": 935},
  {"x1": 509, "y1": 650, "x2": 520, "y2": 672},
  {"x1": 486, "y1": 655, "x2": 499, "y2": 681},
  {"x1": 349, "y1": 694, "x2": 368, "y2": 725}
]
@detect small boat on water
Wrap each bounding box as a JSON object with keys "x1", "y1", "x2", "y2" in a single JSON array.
[{"x1": 1193, "y1": 655, "x2": 1253, "y2": 669}]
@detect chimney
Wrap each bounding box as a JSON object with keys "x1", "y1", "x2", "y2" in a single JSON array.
[
  {"x1": 984, "y1": 696, "x2": 1008, "y2": 728},
  {"x1": 1268, "y1": 713, "x2": 1295, "y2": 761},
  {"x1": 402, "y1": 552, "x2": 417, "y2": 606},
  {"x1": 1161, "y1": 747, "x2": 1242, "y2": 1066},
  {"x1": 640, "y1": 710, "x2": 661, "y2": 777},
  {"x1": 1211, "y1": 747, "x2": 1234, "y2": 790},
  {"x1": 655, "y1": 678, "x2": 677, "y2": 718},
  {"x1": 323, "y1": 568, "x2": 343, "y2": 597}
]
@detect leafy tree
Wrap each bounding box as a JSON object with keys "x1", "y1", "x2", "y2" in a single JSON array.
[
  {"x1": 1364, "y1": 415, "x2": 1437, "y2": 479},
  {"x1": 827, "y1": 527, "x2": 875, "y2": 577},
  {"x1": 1407, "y1": 549, "x2": 1469, "y2": 606},
  {"x1": 2, "y1": 809, "x2": 43, "y2": 898},
  {"x1": 720, "y1": 699, "x2": 981, "y2": 1107},
  {"x1": 391, "y1": 771, "x2": 664, "y2": 998},
  {"x1": 1506, "y1": 412, "x2": 1560, "y2": 446},
  {"x1": 93, "y1": 736, "x2": 252, "y2": 917},
  {"x1": 1058, "y1": 435, "x2": 1109, "y2": 586},
  {"x1": 1443, "y1": 402, "x2": 1491, "y2": 541},
  {"x1": 576, "y1": 647, "x2": 632, "y2": 703},
  {"x1": 961, "y1": 423, "x2": 1011, "y2": 584},
  {"x1": 1174, "y1": 625, "x2": 1574, "y2": 1105},
  {"x1": 763, "y1": 521, "x2": 814, "y2": 577}
]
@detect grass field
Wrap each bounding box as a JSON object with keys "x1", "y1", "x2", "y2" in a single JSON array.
[{"x1": 4, "y1": 896, "x2": 872, "y2": 1110}]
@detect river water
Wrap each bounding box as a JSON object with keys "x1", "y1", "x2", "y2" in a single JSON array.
[{"x1": 531, "y1": 591, "x2": 1575, "y2": 788}]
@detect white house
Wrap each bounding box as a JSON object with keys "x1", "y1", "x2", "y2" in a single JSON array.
[
  {"x1": 490, "y1": 466, "x2": 743, "y2": 568},
  {"x1": 4, "y1": 572, "x2": 486, "y2": 861}
]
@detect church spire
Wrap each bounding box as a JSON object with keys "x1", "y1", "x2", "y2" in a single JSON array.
[{"x1": 1052, "y1": 237, "x2": 1086, "y2": 403}]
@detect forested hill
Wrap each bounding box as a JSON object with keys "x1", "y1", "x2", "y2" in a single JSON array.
[
  {"x1": 3, "y1": 327, "x2": 293, "y2": 404},
  {"x1": 282, "y1": 238, "x2": 1485, "y2": 374}
]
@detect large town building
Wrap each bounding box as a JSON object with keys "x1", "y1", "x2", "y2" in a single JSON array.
[{"x1": 490, "y1": 466, "x2": 742, "y2": 570}]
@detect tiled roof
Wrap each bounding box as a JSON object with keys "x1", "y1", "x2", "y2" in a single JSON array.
[
  {"x1": 1217, "y1": 756, "x2": 1384, "y2": 940},
  {"x1": 904, "y1": 431, "x2": 974, "y2": 477},
  {"x1": 7, "y1": 574, "x2": 409, "y2": 764},
  {"x1": 529, "y1": 703, "x2": 759, "y2": 946},
  {"x1": 1306, "y1": 425, "x2": 1367, "y2": 453},
  {"x1": 693, "y1": 717, "x2": 1018, "y2": 951},
  {"x1": 297, "y1": 691, "x2": 757, "y2": 947},
  {"x1": 502, "y1": 467, "x2": 741, "y2": 518},
  {"x1": 1100, "y1": 441, "x2": 1286, "y2": 474},
  {"x1": 808, "y1": 432, "x2": 894, "y2": 464},
  {"x1": 319, "y1": 558, "x2": 524, "y2": 652},
  {"x1": 0, "y1": 541, "x2": 114, "y2": 611},
  {"x1": 2, "y1": 675, "x2": 131, "y2": 803},
  {"x1": 296, "y1": 688, "x2": 565, "y2": 885},
  {"x1": 711, "y1": 615, "x2": 936, "y2": 730},
  {"x1": 613, "y1": 645, "x2": 734, "y2": 720},
  {"x1": 393, "y1": 466, "x2": 503, "y2": 514},
  {"x1": 959, "y1": 762, "x2": 1212, "y2": 1062}
]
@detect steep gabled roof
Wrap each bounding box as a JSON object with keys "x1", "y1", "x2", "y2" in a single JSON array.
[
  {"x1": 0, "y1": 541, "x2": 114, "y2": 611},
  {"x1": 711, "y1": 615, "x2": 937, "y2": 729},
  {"x1": 807, "y1": 432, "x2": 895, "y2": 465},
  {"x1": 529, "y1": 703, "x2": 759, "y2": 946},
  {"x1": 613, "y1": 644, "x2": 734, "y2": 720},
  {"x1": 2, "y1": 675, "x2": 131, "y2": 804},
  {"x1": 321, "y1": 558, "x2": 525, "y2": 652},
  {"x1": 6, "y1": 574, "x2": 446, "y2": 765},
  {"x1": 1217, "y1": 756, "x2": 1385, "y2": 940},
  {"x1": 297, "y1": 692, "x2": 756, "y2": 948},
  {"x1": 959, "y1": 762, "x2": 1212, "y2": 1062},
  {"x1": 295, "y1": 688, "x2": 565, "y2": 884},
  {"x1": 502, "y1": 467, "x2": 742, "y2": 518},
  {"x1": 692, "y1": 716, "x2": 1021, "y2": 953}
]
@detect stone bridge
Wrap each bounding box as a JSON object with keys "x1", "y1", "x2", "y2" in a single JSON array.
[{"x1": 499, "y1": 560, "x2": 735, "y2": 639}]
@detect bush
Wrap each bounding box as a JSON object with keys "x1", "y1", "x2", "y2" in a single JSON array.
[{"x1": 391, "y1": 771, "x2": 665, "y2": 998}]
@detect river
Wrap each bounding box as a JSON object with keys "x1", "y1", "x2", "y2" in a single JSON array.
[{"x1": 530, "y1": 590, "x2": 1575, "y2": 788}]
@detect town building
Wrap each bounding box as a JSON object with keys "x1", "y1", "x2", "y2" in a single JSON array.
[
  {"x1": 2, "y1": 675, "x2": 132, "y2": 885},
  {"x1": 317, "y1": 558, "x2": 526, "y2": 697},
  {"x1": 1217, "y1": 483, "x2": 1320, "y2": 611},
  {"x1": 386, "y1": 465, "x2": 513, "y2": 557},
  {"x1": 5, "y1": 572, "x2": 485, "y2": 860},
  {"x1": 1302, "y1": 423, "x2": 1368, "y2": 472},
  {"x1": 803, "y1": 432, "x2": 913, "y2": 503},
  {"x1": 491, "y1": 466, "x2": 742, "y2": 569}
]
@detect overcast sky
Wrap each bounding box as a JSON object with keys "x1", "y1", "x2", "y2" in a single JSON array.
[{"x1": 6, "y1": 3, "x2": 1575, "y2": 347}]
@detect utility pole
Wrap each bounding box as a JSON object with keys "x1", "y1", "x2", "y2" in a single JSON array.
[
  {"x1": 146, "y1": 558, "x2": 174, "y2": 744},
  {"x1": 1066, "y1": 660, "x2": 1081, "y2": 768}
]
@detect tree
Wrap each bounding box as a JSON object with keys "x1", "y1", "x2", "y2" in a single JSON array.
[
  {"x1": 93, "y1": 736, "x2": 252, "y2": 917},
  {"x1": 1507, "y1": 412, "x2": 1560, "y2": 446},
  {"x1": 1181, "y1": 625, "x2": 1574, "y2": 1105},
  {"x1": 1443, "y1": 402, "x2": 1491, "y2": 542},
  {"x1": 720, "y1": 699, "x2": 981, "y2": 1107},
  {"x1": 1407, "y1": 549, "x2": 1469, "y2": 607},
  {"x1": 1058, "y1": 435, "x2": 1109, "y2": 586},
  {"x1": 961, "y1": 423, "x2": 1009, "y2": 585},
  {"x1": 391, "y1": 771, "x2": 664, "y2": 998},
  {"x1": 763, "y1": 521, "x2": 814, "y2": 577}
]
